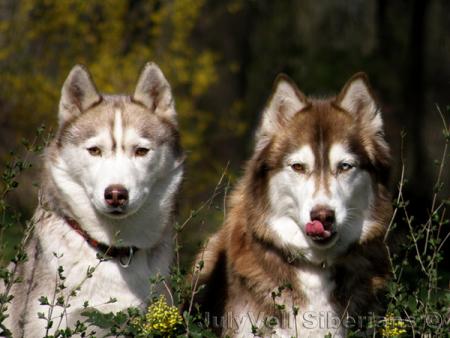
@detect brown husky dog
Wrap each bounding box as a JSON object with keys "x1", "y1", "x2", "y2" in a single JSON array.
[{"x1": 195, "y1": 73, "x2": 392, "y2": 337}]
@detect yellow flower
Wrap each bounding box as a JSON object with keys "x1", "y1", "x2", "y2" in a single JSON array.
[
  {"x1": 133, "y1": 295, "x2": 183, "y2": 336},
  {"x1": 381, "y1": 313, "x2": 407, "y2": 337}
]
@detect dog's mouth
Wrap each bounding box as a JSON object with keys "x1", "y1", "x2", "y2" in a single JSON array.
[
  {"x1": 305, "y1": 220, "x2": 337, "y2": 245},
  {"x1": 100, "y1": 198, "x2": 145, "y2": 220},
  {"x1": 105, "y1": 208, "x2": 128, "y2": 218}
]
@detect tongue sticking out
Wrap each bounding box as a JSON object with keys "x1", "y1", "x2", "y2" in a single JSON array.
[{"x1": 305, "y1": 220, "x2": 332, "y2": 239}]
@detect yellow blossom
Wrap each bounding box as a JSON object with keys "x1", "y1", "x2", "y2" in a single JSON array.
[
  {"x1": 133, "y1": 295, "x2": 183, "y2": 336},
  {"x1": 381, "y1": 313, "x2": 407, "y2": 337}
]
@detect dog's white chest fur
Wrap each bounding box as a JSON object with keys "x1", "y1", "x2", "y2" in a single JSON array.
[
  {"x1": 290, "y1": 267, "x2": 344, "y2": 338},
  {"x1": 41, "y1": 220, "x2": 153, "y2": 305},
  {"x1": 260, "y1": 268, "x2": 343, "y2": 338},
  {"x1": 299, "y1": 267, "x2": 335, "y2": 312},
  {"x1": 15, "y1": 214, "x2": 172, "y2": 336},
  {"x1": 231, "y1": 268, "x2": 344, "y2": 338}
]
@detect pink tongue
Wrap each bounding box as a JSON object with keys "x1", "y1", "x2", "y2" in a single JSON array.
[{"x1": 305, "y1": 220, "x2": 331, "y2": 238}]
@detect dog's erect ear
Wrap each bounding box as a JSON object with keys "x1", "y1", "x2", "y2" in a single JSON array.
[
  {"x1": 59, "y1": 65, "x2": 101, "y2": 126},
  {"x1": 337, "y1": 73, "x2": 390, "y2": 168},
  {"x1": 336, "y1": 72, "x2": 383, "y2": 134},
  {"x1": 133, "y1": 62, "x2": 176, "y2": 124},
  {"x1": 255, "y1": 74, "x2": 307, "y2": 151}
]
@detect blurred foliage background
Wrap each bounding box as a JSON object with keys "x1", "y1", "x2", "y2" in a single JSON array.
[{"x1": 0, "y1": 0, "x2": 449, "y2": 267}]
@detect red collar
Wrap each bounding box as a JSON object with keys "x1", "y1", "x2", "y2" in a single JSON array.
[{"x1": 64, "y1": 216, "x2": 138, "y2": 267}]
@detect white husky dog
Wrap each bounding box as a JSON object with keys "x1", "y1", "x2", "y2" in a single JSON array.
[{"x1": 1, "y1": 62, "x2": 184, "y2": 337}]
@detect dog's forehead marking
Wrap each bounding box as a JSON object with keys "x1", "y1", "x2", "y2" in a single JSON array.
[
  {"x1": 329, "y1": 143, "x2": 354, "y2": 165},
  {"x1": 287, "y1": 145, "x2": 315, "y2": 167},
  {"x1": 84, "y1": 129, "x2": 110, "y2": 146},
  {"x1": 113, "y1": 108, "x2": 124, "y2": 152},
  {"x1": 125, "y1": 127, "x2": 152, "y2": 147}
]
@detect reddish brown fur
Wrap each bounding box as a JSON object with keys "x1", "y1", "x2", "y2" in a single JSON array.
[{"x1": 193, "y1": 73, "x2": 392, "y2": 336}]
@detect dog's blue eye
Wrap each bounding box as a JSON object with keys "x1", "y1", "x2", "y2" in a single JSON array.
[{"x1": 338, "y1": 162, "x2": 354, "y2": 172}]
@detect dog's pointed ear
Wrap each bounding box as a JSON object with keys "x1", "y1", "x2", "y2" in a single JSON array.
[
  {"x1": 336, "y1": 72, "x2": 383, "y2": 134},
  {"x1": 255, "y1": 74, "x2": 307, "y2": 151},
  {"x1": 59, "y1": 65, "x2": 101, "y2": 126},
  {"x1": 133, "y1": 62, "x2": 176, "y2": 123},
  {"x1": 337, "y1": 73, "x2": 390, "y2": 171}
]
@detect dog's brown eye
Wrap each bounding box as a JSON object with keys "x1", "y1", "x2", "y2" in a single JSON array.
[
  {"x1": 135, "y1": 147, "x2": 150, "y2": 157},
  {"x1": 291, "y1": 163, "x2": 306, "y2": 173},
  {"x1": 87, "y1": 147, "x2": 102, "y2": 157},
  {"x1": 338, "y1": 162, "x2": 354, "y2": 173}
]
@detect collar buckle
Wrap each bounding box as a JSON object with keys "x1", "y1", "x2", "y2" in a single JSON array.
[{"x1": 119, "y1": 247, "x2": 135, "y2": 268}]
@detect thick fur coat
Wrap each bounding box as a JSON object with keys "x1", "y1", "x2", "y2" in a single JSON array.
[
  {"x1": 195, "y1": 73, "x2": 392, "y2": 337},
  {"x1": 1, "y1": 63, "x2": 183, "y2": 337}
]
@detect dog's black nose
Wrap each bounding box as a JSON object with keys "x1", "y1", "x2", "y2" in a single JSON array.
[
  {"x1": 310, "y1": 206, "x2": 335, "y2": 226},
  {"x1": 104, "y1": 185, "x2": 129, "y2": 207}
]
